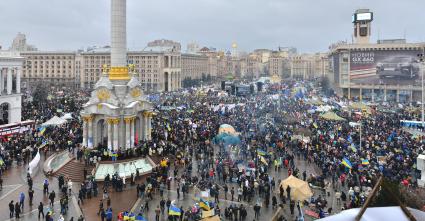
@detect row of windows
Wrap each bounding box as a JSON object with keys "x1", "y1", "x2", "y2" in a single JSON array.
[{"x1": 26, "y1": 56, "x2": 73, "y2": 59}]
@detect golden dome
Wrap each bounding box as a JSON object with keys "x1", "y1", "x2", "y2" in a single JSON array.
[{"x1": 232, "y1": 42, "x2": 238, "y2": 48}]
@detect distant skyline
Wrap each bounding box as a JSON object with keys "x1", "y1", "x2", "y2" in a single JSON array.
[{"x1": 1, "y1": 0, "x2": 425, "y2": 53}]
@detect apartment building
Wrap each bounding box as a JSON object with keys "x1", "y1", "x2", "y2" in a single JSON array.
[
  {"x1": 181, "y1": 53, "x2": 208, "y2": 80},
  {"x1": 20, "y1": 51, "x2": 77, "y2": 88}
]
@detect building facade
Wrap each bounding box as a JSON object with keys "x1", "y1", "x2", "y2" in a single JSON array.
[
  {"x1": 181, "y1": 53, "x2": 208, "y2": 80},
  {"x1": 329, "y1": 42, "x2": 425, "y2": 103},
  {"x1": 20, "y1": 51, "x2": 77, "y2": 88},
  {"x1": 289, "y1": 53, "x2": 329, "y2": 80},
  {"x1": 0, "y1": 51, "x2": 23, "y2": 124}
]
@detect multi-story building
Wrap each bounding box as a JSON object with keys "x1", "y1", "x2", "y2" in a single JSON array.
[
  {"x1": 79, "y1": 48, "x2": 181, "y2": 92},
  {"x1": 0, "y1": 51, "x2": 23, "y2": 124},
  {"x1": 21, "y1": 51, "x2": 77, "y2": 88},
  {"x1": 199, "y1": 47, "x2": 218, "y2": 79},
  {"x1": 181, "y1": 53, "x2": 208, "y2": 80},
  {"x1": 9, "y1": 33, "x2": 37, "y2": 52},
  {"x1": 289, "y1": 53, "x2": 329, "y2": 80},
  {"x1": 246, "y1": 54, "x2": 262, "y2": 79}
]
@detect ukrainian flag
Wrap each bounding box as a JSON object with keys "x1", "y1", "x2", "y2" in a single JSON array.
[
  {"x1": 258, "y1": 155, "x2": 268, "y2": 166},
  {"x1": 168, "y1": 205, "x2": 182, "y2": 216},
  {"x1": 361, "y1": 159, "x2": 369, "y2": 165},
  {"x1": 199, "y1": 198, "x2": 211, "y2": 211},
  {"x1": 341, "y1": 157, "x2": 352, "y2": 169},
  {"x1": 135, "y1": 215, "x2": 146, "y2": 221},
  {"x1": 39, "y1": 127, "x2": 47, "y2": 135},
  {"x1": 257, "y1": 149, "x2": 267, "y2": 156}
]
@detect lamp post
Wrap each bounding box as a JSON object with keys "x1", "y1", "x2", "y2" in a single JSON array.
[{"x1": 418, "y1": 49, "x2": 425, "y2": 126}]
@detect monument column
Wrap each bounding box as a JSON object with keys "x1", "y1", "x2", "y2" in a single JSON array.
[
  {"x1": 141, "y1": 112, "x2": 148, "y2": 140},
  {"x1": 130, "y1": 117, "x2": 135, "y2": 148},
  {"x1": 82, "y1": 118, "x2": 88, "y2": 147},
  {"x1": 87, "y1": 115, "x2": 94, "y2": 148},
  {"x1": 0, "y1": 68, "x2": 3, "y2": 94},
  {"x1": 107, "y1": 118, "x2": 113, "y2": 150},
  {"x1": 7, "y1": 67, "x2": 12, "y2": 94},
  {"x1": 113, "y1": 118, "x2": 119, "y2": 150},
  {"x1": 146, "y1": 112, "x2": 152, "y2": 140},
  {"x1": 124, "y1": 117, "x2": 131, "y2": 149},
  {"x1": 16, "y1": 67, "x2": 21, "y2": 94}
]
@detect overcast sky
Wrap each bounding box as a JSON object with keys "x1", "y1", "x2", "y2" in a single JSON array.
[{"x1": 1, "y1": 0, "x2": 424, "y2": 53}]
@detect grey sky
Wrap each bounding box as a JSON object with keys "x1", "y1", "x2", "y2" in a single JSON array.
[{"x1": 1, "y1": 0, "x2": 424, "y2": 53}]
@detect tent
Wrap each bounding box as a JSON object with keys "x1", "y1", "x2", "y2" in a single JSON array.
[
  {"x1": 318, "y1": 206, "x2": 425, "y2": 221},
  {"x1": 61, "y1": 113, "x2": 73, "y2": 120},
  {"x1": 279, "y1": 175, "x2": 313, "y2": 201},
  {"x1": 201, "y1": 215, "x2": 220, "y2": 221},
  {"x1": 350, "y1": 102, "x2": 371, "y2": 113},
  {"x1": 319, "y1": 112, "x2": 346, "y2": 121},
  {"x1": 41, "y1": 116, "x2": 67, "y2": 126},
  {"x1": 218, "y1": 124, "x2": 237, "y2": 135}
]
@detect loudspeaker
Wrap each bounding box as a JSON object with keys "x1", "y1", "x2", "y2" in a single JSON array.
[
  {"x1": 231, "y1": 85, "x2": 236, "y2": 95},
  {"x1": 221, "y1": 81, "x2": 226, "y2": 90},
  {"x1": 257, "y1": 82, "x2": 263, "y2": 92}
]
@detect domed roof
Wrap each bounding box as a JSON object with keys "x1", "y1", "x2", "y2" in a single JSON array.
[{"x1": 94, "y1": 73, "x2": 113, "y2": 90}]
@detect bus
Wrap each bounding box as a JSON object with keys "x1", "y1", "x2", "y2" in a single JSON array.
[{"x1": 0, "y1": 120, "x2": 36, "y2": 136}]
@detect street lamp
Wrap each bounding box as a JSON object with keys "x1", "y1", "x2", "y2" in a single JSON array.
[{"x1": 418, "y1": 50, "x2": 425, "y2": 126}]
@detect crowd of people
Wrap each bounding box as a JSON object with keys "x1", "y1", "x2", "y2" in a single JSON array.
[{"x1": 1, "y1": 80, "x2": 425, "y2": 220}]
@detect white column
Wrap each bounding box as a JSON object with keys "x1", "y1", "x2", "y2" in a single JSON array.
[
  {"x1": 146, "y1": 115, "x2": 152, "y2": 140},
  {"x1": 82, "y1": 120, "x2": 88, "y2": 147},
  {"x1": 0, "y1": 68, "x2": 3, "y2": 94},
  {"x1": 16, "y1": 67, "x2": 21, "y2": 93},
  {"x1": 107, "y1": 120, "x2": 113, "y2": 150},
  {"x1": 7, "y1": 68, "x2": 12, "y2": 94},
  {"x1": 111, "y1": 0, "x2": 127, "y2": 67},
  {"x1": 141, "y1": 114, "x2": 147, "y2": 140},
  {"x1": 113, "y1": 119, "x2": 119, "y2": 150},
  {"x1": 88, "y1": 117, "x2": 93, "y2": 148},
  {"x1": 125, "y1": 118, "x2": 131, "y2": 149},
  {"x1": 130, "y1": 118, "x2": 135, "y2": 148}
]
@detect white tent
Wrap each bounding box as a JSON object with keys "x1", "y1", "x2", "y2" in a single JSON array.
[
  {"x1": 41, "y1": 116, "x2": 67, "y2": 126},
  {"x1": 318, "y1": 206, "x2": 425, "y2": 221},
  {"x1": 61, "y1": 113, "x2": 73, "y2": 120}
]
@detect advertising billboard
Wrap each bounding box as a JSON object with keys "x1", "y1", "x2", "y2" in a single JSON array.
[
  {"x1": 350, "y1": 49, "x2": 422, "y2": 85},
  {"x1": 356, "y1": 12, "x2": 372, "y2": 21}
]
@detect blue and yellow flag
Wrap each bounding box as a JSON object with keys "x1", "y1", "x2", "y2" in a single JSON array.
[
  {"x1": 257, "y1": 149, "x2": 267, "y2": 156},
  {"x1": 169, "y1": 205, "x2": 182, "y2": 216},
  {"x1": 258, "y1": 155, "x2": 268, "y2": 166},
  {"x1": 199, "y1": 198, "x2": 211, "y2": 211},
  {"x1": 39, "y1": 127, "x2": 47, "y2": 135},
  {"x1": 341, "y1": 157, "x2": 352, "y2": 169},
  {"x1": 361, "y1": 159, "x2": 369, "y2": 165}
]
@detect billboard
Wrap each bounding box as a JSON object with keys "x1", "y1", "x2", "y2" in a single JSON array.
[
  {"x1": 350, "y1": 49, "x2": 422, "y2": 85},
  {"x1": 356, "y1": 12, "x2": 372, "y2": 21}
]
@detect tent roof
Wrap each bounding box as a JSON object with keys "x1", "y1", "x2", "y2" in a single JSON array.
[
  {"x1": 41, "y1": 116, "x2": 67, "y2": 126},
  {"x1": 201, "y1": 215, "x2": 220, "y2": 221},
  {"x1": 279, "y1": 175, "x2": 313, "y2": 201},
  {"x1": 320, "y1": 111, "x2": 346, "y2": 121},
  {"x1": 61, "y1": 113, "x2": 73, "y2": 120},
  {"x1": 318, "y1": 206, "x2": 425, "y2": 221}
]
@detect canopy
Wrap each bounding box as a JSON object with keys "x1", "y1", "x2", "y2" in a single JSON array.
[
  {"x1": 319, "y1": 112, "x2": 346, "y2": 121},
  {"x1": 218, "y1": 124, "x2": 237, "y2": 135},
  {"x1": 201, "y1": 215, "x2": 220, "y2": 221},
  {"x1": 279, "y1": 175, "x2": 313, "y2": 201},
  {"x1": 61, "y1": 113, "x2": 73, "y2": 120},
  {"x1": 41, "y1": 116, "x2": 67, "y2": 126},
  {"x1": 318, "y1": 206, "x2": 425, "y2": 221},
  {"x1": 350, "y1": 102, "x2": 371, "y2": 113}
]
